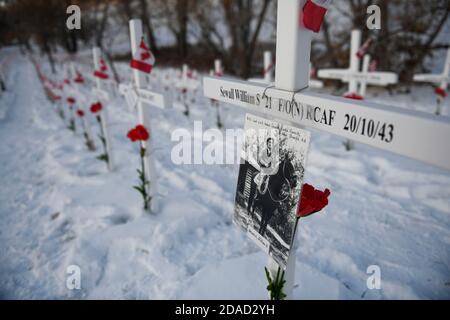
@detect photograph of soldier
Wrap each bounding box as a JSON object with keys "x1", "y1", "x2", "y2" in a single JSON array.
[{"x1": 234, "y1": 114, "x2": 310, "y2": 269}]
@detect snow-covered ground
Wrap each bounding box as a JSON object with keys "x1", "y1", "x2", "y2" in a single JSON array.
[{"x1": 0, "y1": 47, "x2": 449, "y2": 300}]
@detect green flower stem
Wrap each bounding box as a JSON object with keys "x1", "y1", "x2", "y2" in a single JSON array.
[
  {"x1": 133, "y1": 146, "x2": 151, "y2": 211},
  {"x1": 96, "y1": 115, "x2": 109, "y2": 164},
  {"x1": 265, "y1": 266, "x2": 286, "y2": 300}
]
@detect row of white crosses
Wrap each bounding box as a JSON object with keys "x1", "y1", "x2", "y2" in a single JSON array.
[
  {"x1": 70, "y1": 65, "x2": 97, "y2": 153},
  {"x1": 209, "y1": 59, "x2": 224, "y2": 128},
  {"x1": 65, "y1": 64, "x2": 90, "y2": 135},
  {"x1": 118, "y1": 19, "x2": 171, "y2": 212},
  {"x1": 203, "y1": 0, "x2": 450, "y2": 299},
  {"x1": 413, "y1": 48, "x2": 450, "y2": 115},
  {"x1": 175, "y1": 64, "x2": 201, "y2": 115},
  {"x1": 318, "y1": 29, "x2": 398, "y2": 99},
  {"x1": 318, "y1": 29, "x2": 398, "y2": 150}
]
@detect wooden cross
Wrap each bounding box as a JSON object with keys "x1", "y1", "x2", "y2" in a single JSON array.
[
  {"x1": 90, "y1": 48, "x2": 115, "y2": 171},
  {"x1": 248, "y1": 51, "x2": 274, "y2": 84},
  {"x1": 413, "y1": 48, "x2": 450, "y2": 115},
  {"x1": 309, "y1": 64, "x2": 323, "y2": 89},
  {"x1": 210, "y1": 59, "x2": 224, "y2": 128},
  {"x1": 203, "y1": 0, "x2": 450, "y2": 299},
  {"x1": 176, "y1": 64, "x2": 200, "y2": 93},
  {"x1": 318, "y1": 29, "x2": 398, "y2": 96},
  {"x1": 121, "y1": 19, "x2": 171, "y2": 212}
]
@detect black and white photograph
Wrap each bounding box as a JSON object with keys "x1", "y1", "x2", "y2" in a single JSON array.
[{"x1": 234, "y1": 113, "x2": 311, "y2": 269}]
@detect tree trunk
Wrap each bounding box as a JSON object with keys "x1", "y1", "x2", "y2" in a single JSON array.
[
  {"x1": 139, "y1": 0, "x2": 159, "y2": 54},
  {"x1": 176, "y1": 0, "x2": 189, "y2": 59}
]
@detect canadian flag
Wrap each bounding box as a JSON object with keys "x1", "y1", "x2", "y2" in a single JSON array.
[
  {"x1": 356, "y1": 38, "x2": 373, "y2": 59},
  {"x1": 94, "y1": 58, "x2": 110, "y2": 79},
  {"x1": 263, "y1": 63, "x2": 274, "y2": 77},
  {"x1": 130, "y1": 38, "x2": 155, "y2": 74},
  {"x1": 302, "y1": 0, "x2": 332, "y2": 33}
]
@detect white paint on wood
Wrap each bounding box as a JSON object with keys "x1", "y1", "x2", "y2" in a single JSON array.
[
  {"x1": 414, "y1": 48, "x2": 450, "y2": 91},
  {"x1": 203, "y1": 76, "x2": 450, "y2": 171},
  {"x1": 92, "y1": 47, "x2": 114, "y2": 171},
  {"x1": 129, "y1": 19, "x2": 159, "y2": 212},
  {"x1": 275, "y1": 0, "x2": 311, "y2": 91}
]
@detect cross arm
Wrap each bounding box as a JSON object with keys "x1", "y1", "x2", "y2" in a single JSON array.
[
  {"x1": 413, "y1": 74, "x2": 449, "y2": 84},
  {"x1": 318, "y1": 68, "x2": 351, "y2": 81},
  {"x1": 203, "y1": 76, "x2": 450, "y2": 171},
  {"x1": 319, "y1": 69, "x2": 398, "y2": 85}
]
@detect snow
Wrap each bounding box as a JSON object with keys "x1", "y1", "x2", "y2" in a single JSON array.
[{"x1": 0, "y1": 47, "x2": 449, "y2": 300}]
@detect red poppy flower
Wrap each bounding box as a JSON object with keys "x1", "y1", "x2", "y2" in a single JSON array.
[
  {"x1": 343, "y1": 93, "x2": 364, "y2": 100},
  {"x1": 67, "y1": 97, "x2": 76, "y2": 105},
  {"x1": 64, "y1": 79, "x2": 70, "y2": 85},
  {"x1": 90, "y1": 102, "x2": 103, "y2": 113},
  {"x1": 435, "y1": 87, "x2": 447, "y2": 98},
  {"x1": 181, "y1": 88, "x2": 187, "y2": 94},
  {"x1": 297, "y1": 183, "x2": 331, "y2": 218},
  {"x1": 127, "y1": 124, "x2": 150, "y2": 142},
  {"x1": 76, "y1": 109, "x2": 85, "y2": 117}
]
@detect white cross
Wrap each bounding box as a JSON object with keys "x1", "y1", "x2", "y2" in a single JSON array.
[
  {"x1": 209, "y1": 59, "x2": 224, "y2": 128},
  {"x1": 90, "y1": 48, "x2": 115, "y2": 171},
  {"x1": 203, "y1": 0, "x2": 450, "y2": 299},
  {"x1": 176, "y1": 64, "x2": 200, "y2": 90},
  {"x1": 309, "y1": 63, "x2": 324, "y2": 89},
  {"x1": 248, "y1": 51, "x2": 274, "y2": 84},
  {"x1": 175, "y1": 64, "x2": 201, "y2": 114},
  {"x1": 413, "y1": 48, "x2": 450, "y2": 115},
  {"x1": 318, "y1": 29, "x2": 398, "y2": 96},
  {"x1": 121, "y1": 19, "x2": 171, "y2": 213}
]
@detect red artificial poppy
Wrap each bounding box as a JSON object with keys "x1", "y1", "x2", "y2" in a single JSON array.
[
  {"x1": 297, "y1": 183, "x2": 331, "y2": 218},
  {"x1": 181, "y1": 88, "x2": 187, "y2": 94},
  {"x1": 93, "y1": 70, "x2": 109, "y2": 79},
  {"x1": 76, "y1": 109, "x2": 85, "y2": 117},
  {"x1": 64, "y1": 79, "x2": 70, "y2": 85},
  {"x1": 127, "y1": 124, "x2": 150, "y2": 142},
  {"x1": 67, "y1": 97, "x2": 76, "y2": 105},
  {"x1": 90, "y1": 102, "x2": 103, "y2": 113},
  {"x1": 435, "y1": 87, "x2": 447, "y2": 98},
  {"x1": 127, "y1": 129, "x2": 138, "y2": 142},
  {"x1": 343, "y1": 93, "x2": 364, "y2": 100}
]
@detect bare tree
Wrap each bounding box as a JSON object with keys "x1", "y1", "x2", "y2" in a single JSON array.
[{"x1": 316, "y1": 0, "x2": 450, "y2": 82}]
